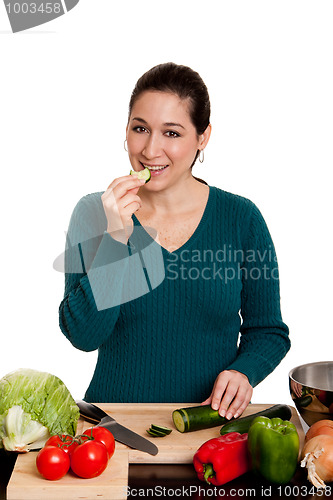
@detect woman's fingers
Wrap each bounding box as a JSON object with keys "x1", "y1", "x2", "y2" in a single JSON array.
[
  {"x1": 210, "y1": 374, "x2": 230, "y2": 413},
  {"x1": 202, "y1": 370, "x2": 253, "y2": 419},
  {"x1": 106, "y1": 174, "x2": 137, "y2": 190},
  {"x1": 225, "y1": 383, "x2": 253, "y2": 419},
  {"x1": 119, "y1": 192, "x2": 142, "y2": 211},
  {"x1": 102, "y1": 177, "x2": 144, "y2": 211},
  {"x1": 102, "y1": 175, "x2": 146, "y2": 243},
  {"x1": 121, "y1": 200, "x2": 142, "y2": 217},
  {"x1": 106, "y1": 175, "x2": 145, "y2": 195}
]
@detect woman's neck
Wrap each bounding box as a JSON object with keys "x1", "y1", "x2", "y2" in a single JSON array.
[{"x1": 137, "y1": 176, "x2": 208, "y2": 217}]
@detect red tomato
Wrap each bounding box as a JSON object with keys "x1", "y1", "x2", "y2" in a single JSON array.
[
  {"x1": 70, "y1": 440, "x2": 109, "y2": 479},
  {"x1": 44, "y1": 435, "x2": 78, "y2": 455},
  {"x1": 83, "y1": 427, "x2": 115, "y2": 459},
  {"x1": 36, "y1": 445, "x2": 70, "y2": 481}
]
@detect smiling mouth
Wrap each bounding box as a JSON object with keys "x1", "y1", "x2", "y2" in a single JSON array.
[{"x1": 140, "y1": 162, "x2": 169, "y2": 172}]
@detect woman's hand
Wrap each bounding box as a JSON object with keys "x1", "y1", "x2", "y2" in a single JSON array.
[
  {"x1": 101, "y1": 175, "x2": 146, "y2": 244},
  {"x1": 202, "y1": 370, "x2": 253, "y2": 420}
]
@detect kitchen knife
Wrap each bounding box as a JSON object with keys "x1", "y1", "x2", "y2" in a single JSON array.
[{"x1": 76, "y1": 400, "x2": 158, "y2": 456}]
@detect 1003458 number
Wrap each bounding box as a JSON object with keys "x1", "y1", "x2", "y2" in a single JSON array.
[
  {"x1": 5, "y1": 3, "x2": 62, "y2": 14},
  {"x1": 277, "y1": 485, "x2": 332, "y2": 497}
]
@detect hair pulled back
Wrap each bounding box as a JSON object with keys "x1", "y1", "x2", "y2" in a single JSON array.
[{"x1": 128, "y1": 62, "x2": 210, "y2": 136}]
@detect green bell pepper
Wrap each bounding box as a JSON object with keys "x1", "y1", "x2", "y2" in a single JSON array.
[{"x1": 248, "y1": 416, "x2": 299, "y2": 484}]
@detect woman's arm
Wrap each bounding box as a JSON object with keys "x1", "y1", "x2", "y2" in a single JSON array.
[
  {"x1": 229, "y1": 202, "x2": 290, "y2": 382},
  {"x1": 203, "y1": 201, "x2": 290, "y2": 418},
  {"x1": 59, "y1": 175, "x2": 156, "y2": 352},
  {"x1": 58, "y1": 194, "x2": 130, "y2": 352}
]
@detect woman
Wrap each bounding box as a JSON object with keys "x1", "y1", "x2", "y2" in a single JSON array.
[{"x1": 59, "y1": 62, "x2": 290, "y2": 420}]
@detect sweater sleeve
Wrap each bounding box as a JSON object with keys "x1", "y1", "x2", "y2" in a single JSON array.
[
  {"x1": 58, "y1": 194, "x2": 130, "y2": 352},
  {"x1": 226, "y1": 202, "x2": 290, "y2": 386}
]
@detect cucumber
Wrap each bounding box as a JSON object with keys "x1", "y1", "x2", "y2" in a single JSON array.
[
  {"x1": 146, "y1": 424, "x2": 172, "y2": 437},
  {"x1": 172, "y1": 405, "x2": 228, "y2": 433},
  {"x1": 146, "y1": 429, "x2": 166, "y2": 437},
  {"x1": 151, "y1": 424, "x2": 172, "y2": 435},
  {"x1": 219, "y1": 404, "x2": 292, "y2": 435},
  {"x1": 130, "y1": 167, "x2": 151, "y2": 183}
]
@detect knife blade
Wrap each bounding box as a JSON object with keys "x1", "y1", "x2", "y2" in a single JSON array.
[{"x1": 76, "y1": 400, "x2": 158, "y2": 456}]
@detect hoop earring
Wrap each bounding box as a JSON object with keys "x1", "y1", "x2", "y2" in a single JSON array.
[
  {"x1": 124, "y1": 139, "x2": 128, "y2": 152},
  {"x1": 199, "y1": 149, "x2": 204, "y2": 163}
]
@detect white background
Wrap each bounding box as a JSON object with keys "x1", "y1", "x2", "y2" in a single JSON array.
[{"x1": 1, "y1": 1, "x2": 332, "y2": 406}]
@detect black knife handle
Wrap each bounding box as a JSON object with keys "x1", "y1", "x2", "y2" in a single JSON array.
[{"x1": 76, "y1": 400, "x2": 109, "y2": 423}]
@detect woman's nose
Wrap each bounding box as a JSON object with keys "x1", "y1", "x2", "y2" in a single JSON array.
[{"x1": 142, "y1": 133, "x2": 163, "y2": 159}]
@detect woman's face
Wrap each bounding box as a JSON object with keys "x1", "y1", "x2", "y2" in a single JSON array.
[{"x1": 126, "y1": 91, "x2": 210, "y2": 190}]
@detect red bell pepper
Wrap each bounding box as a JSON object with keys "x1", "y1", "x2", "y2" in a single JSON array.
[{"x1": 193, "y1": 432, "x2": 250, "y2": 486}]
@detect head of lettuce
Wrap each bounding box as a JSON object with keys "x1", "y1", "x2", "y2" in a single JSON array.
[{"x1": 0, "y1": 368, "x2": 80, "y2": 452}]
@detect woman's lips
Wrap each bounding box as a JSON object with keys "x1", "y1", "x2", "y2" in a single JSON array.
[
  {"x1": 140, "y1": 162, "x2": 169, "y2": 176},
  {"x1": 150, "y1": 167, "x2": 169, "y2": 176}
]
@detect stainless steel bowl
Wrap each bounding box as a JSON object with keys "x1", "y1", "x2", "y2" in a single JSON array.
[{"x1": 289, "y1": 361, "x2": 333, "y2": 426}]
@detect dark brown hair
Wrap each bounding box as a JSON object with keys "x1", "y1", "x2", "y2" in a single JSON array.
[{"x1": 128, "y1": 62, "x2": 210, "y2": 183}]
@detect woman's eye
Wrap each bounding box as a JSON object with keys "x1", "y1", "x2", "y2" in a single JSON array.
[
  {"x1": 133, "y1": 126, "x2": 148, "y2": 133},
  {"x1": 165, "y1": 131, "x2": 180, "y2": 138}
]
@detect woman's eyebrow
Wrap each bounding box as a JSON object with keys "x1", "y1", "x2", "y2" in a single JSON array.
[
  {"x1": 131, "y1": 117, "x2": 185, "y2": 129},
  {"x1": 131, "y1": 117, "x2": 147, "y2": 124},
  {"x1": 164, "y1": 122, "x2": 185, "y2": 129}
]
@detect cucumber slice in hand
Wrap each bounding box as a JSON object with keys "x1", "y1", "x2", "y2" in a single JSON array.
[{"x1": 130, "y1": 167, "x2": 151, "y2": 183}]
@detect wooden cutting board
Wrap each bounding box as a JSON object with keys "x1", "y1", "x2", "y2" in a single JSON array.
[
  {"x1": 7, "y1": 403, "x2": 304, "y2": 499},
  {"x1": 75, "y1": 403, "x2": 304, "y2": 464},
  {"x1": 7, "y1": 449, "x2": 129, "y2": 500}
]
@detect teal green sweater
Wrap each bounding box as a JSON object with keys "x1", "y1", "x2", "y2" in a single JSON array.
[{"x1": 59, "y1": 186, "x2": 290, "y2": 402}]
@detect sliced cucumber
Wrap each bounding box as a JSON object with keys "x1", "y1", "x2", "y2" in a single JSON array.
[
  {"x1": 146, "y1": 429, "x2": 166, "y2": 437},
  {"x1": 151, "y1": 424, "x2": 172, "y2": 435},
  {"x1": 172, "y1": 405, "x2": 227, "y2": 433},
  {"x1": 130, "y1": 167, "x2": 151, "y2": 183},
  {"x1": 146, "y1": 429, "x2": 164, "y2": 437},
  {"x1": 146, "y1": 424, "x2": 172, "y2": 438}
]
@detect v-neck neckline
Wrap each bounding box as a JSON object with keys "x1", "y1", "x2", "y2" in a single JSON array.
[{"x1": 132, "y1": 186, "x2": 215, "y2": 255}]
